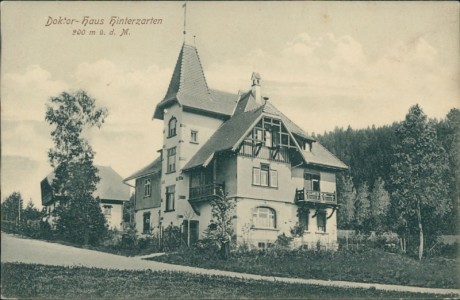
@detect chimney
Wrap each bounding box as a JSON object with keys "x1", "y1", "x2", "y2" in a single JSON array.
[{"x1": 251, "y1": 72, "x2": 262, "y2": 105}]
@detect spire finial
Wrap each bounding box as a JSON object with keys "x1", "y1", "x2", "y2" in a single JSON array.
[
  {"x1": 193, "y1": 35, "x2": 196, "y2": 46},
  {"x1": 182, "y1": 1, "x2": 187, "y2": 40}
]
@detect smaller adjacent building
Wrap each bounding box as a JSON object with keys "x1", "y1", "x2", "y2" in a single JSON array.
[
  {"x1": 40, "y1": 166, "x2": 130, "y2": 230},
  {"x1": 123, "y1": 157, "x2": 162, "y2": 235}
]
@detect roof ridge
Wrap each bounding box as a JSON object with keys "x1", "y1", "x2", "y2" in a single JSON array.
[
  {"x1": 178, "y1": 43, "x2": 186, "y2": 96},
  {"x1": 191, "y1": 44, "x2": 211, "y2": 98}
]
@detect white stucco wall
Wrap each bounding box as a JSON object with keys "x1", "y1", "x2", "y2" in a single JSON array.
[
  {"x1": 235, "y1": 198, "x2": 337, "y2": 248},
  {"x1": 236, "y1": 156, "x2": 303, "y2": 202},
  {"x1": 160, "y1": 104, "x2": 225, "y2": 229},
  {"x1": 102, "y1": 203, "x2": 124, "y2": 230},
  {"x1": 135, "y1": 207, "x2": 161, "y2": 235}
]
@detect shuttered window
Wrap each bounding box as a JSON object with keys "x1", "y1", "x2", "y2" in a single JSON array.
[
  {"x1": 253, "y1": 165, "x2": 278, "y2": 188},
  {"x1": 253, "y1": 167, "x2": 261, "y2": 185}
]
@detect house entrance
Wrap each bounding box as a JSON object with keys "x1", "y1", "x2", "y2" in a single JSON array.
[{"x1": 182, "y1": 220, "x2": 199, "y2": 246}]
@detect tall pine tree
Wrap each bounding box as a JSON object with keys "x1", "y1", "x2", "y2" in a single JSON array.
[
  {"x1": 337, "y1": 174, "x2": 356, "y2": 229},
  {"x1": 437, "y1": 108, "x2": 460, "y2": 234},
  {"x1": 369, "y1": 178, "x2": 390, "y2": 232},
  {"x1": 391, "y1": 104, "x2": 450, "y2": 260},
  {"x1": 354, "y1": 182, "x2": 370, "y2": 231}
]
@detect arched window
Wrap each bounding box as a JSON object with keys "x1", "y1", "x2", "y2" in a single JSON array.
[
  {"x1": 168, "y1": 117, "x2": 177, "y2": 138},
  {"x1": 253, "y1": 207, "x2": 276, "y2": 228}
]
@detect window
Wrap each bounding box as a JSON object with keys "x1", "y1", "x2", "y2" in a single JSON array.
[
  {"x1": 253, "y1": 207, "x2": 276, "y2": 228},
  {"x1": 167, "y1": 147, "x2": 176, "y2": 173},
  {"x1": 255, "y1": 128, "x2": 263, "y2": 141},
  {"x1": 191, "y1": 130, "x2": 198, "y2": 143},
  {"x1": 144, "y1": 178, "x2": 151, "y2": 197},
  {"x1": 165, "y1": 185, "x2": 175, "y2": 212},
  {"x1": 270, "y1": 170, "x2": 278, "y2": 188},
  {"x1": 103, "y1": 205, "x2": 112, "y2": 216},
  {"x1": 317, "y1": 210, "x2": 326, "y2": 232},
  {"x1": 264, "y1": 130, "x2": 272, "y2": 147},
  {"x1": 252, "y1": 167, "x2": 261, "y2": 185},
  {"x1": 299, "y1": 210, "x2": 309, "y2": 231},
  {"x1": 168, "y1": 117, "x2": 177, "y2": 138},
  {"x1": 143, "y1": 212, "x2": 151, "y2": 233},
  {"x1": 253, "y1": 164, "x2": 278, "y2": 188},
  {"x1": 260, "y1": 165, "x2": 269, "y2": 186},
  {"x1": 304, "y1": 173, "x2": 320, "y2": 191}
]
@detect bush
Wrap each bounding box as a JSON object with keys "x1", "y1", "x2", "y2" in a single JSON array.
[
  {"x1": 120, "y1": 224, "x2": 137, "y2": 250},
  {"x1": 162, "y1": 225, "x2": 183, "y2": 252},
  {"x1": 427, "y1": 242, "x2": 459, "y2": 258},
  {"x1": 275, "y1": 233, "x2": 293, "y2": 248}
]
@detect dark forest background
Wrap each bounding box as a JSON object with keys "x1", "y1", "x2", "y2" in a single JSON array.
[{"x1": 315, "y1": 107, "x2": 459, "y2": 235}]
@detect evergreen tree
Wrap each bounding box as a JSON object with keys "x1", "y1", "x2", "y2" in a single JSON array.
[
  {"x1": 337, "y1": 174, "x2": 356, "y2": 229},
  {"x1": 205, "y1": 187, "x2": 236, "y2": 259},
  {"x1": 354, "y1": 182, "x2": 370, "y2": 231},
  {"x1": 1, "y1": 192, "x2": 23, "y2": 223},
  {"x1": 123, "y1": 193, "x2": 136, "y2": 227},
  {"x1": 436, "y1": 108, "x2": 460, "y2": 234},
  {"x1": 369, "y1": 178, "x2": 390, "y2": 232},
  {"x1": 22, "y1": 200, "x2": 41, "y2": 222},
  {"x1": 45, "y1": 90, "x2": 108, "y2": 245},
  {"x1": 391, "y1": 104, "x2": 450, "y2": 260}
]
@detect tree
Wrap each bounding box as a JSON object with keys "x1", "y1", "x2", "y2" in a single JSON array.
[
  {"x1": 205, "y1": 187, "x2": 236, "y2": 259},
  {"x1": 369, "y1": 178, "x2": 390, "y2": 232},
  {"x1": 123, "y1": 193, "x2": 136, "y2": 228},
  {"x1": 1, "y1": 192, "x2": 23, "y2": 224},
  {"x1": 22, "y1": 200, "x2": 41, "y2": 222},
  {"x1": 354, "y1": 182, "x2": 370, "y2": 231},
  {"x1": 337, "y1": 174, "x2": 356, "y2": 229},
  {"x1": 436, "y1": 108, "x2": 460, "y2": 234},
  {"x1": 45, "y1": 90, "x2": 108, "y2": 245},
  {"x1": 391, "y1": 104, "x2": 450, "y2": 260}
]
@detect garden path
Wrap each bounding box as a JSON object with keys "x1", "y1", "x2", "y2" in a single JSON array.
[{"x1": 1, "y1": 233, "x2": 458, "y2": 296}]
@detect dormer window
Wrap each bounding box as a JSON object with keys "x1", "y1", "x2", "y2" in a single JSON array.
[
  {"x1": 168, "y1": 117, "x2": 177, "y2": 138},
  {"x1": 299, "y1": 140, "x2": 312, "y2": 152}
]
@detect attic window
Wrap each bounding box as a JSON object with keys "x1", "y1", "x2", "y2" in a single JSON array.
[
  {"x1": 300, "y1": 140, "x2": 312, "y2": 152},
  {"x1": 103, "y1": 205, "x2": 112, "y2": 216},
  {"x1": 144, "y1": 179, "x2": 151, "y2": 197},
  {"x1": 190, "y1": 130, "x2": 198, "y2": 144},
  {"x1": 168, "y1": 117, "x2": 177, "y2": 138}
]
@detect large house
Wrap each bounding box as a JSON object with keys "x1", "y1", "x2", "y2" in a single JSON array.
[
  {"x1": 41, "y1": 166, "x2": 130, "y2": 230},
  {"x1": 124, "y1": 43, "x2": 347, "y2": 249}
]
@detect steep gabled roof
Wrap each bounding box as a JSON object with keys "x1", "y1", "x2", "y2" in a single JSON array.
[
  {"x1": 183, "y1": 106, "x2": 265, "y2": 170},
  {"x1": 264, "y1": 102, "x2": 314, "y2": 141},
  {"x1": 301, "y1": 144, "x2": 348, "y2": 170},
  {"x1": 153, "y1": 43, "x2": 237, "y2": 119},
  {"x1": 43, "y1": 166, "x2": 130, "y2": 202},
  {"x1": 123, "y1": 156, "x2": 162, "y2": 182},
  {"x1": 183, "y1": 100, "x2": 347, "y2": 171},
  {"x1": 232, "y1": 89, "x2": 314, "y2": 141},
  {"x1": 233, "y1": 90, "x2": 260, "y2": 115},
  {"x1": 95, "y1": 166, "x2": 131, "y2": 201}
]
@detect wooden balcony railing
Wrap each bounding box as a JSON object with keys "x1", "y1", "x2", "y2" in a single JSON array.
[
  {"x1": 295, "y1": 188, "x2": 336, "y2": 204},
  {"x1": 238, "y1": 140, "x2": 291, "y2": 163},
  {"x1": 189, "y1": 183, "x2": 224, "y2": 203}
]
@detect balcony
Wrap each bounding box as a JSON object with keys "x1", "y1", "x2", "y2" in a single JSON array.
[
  {"x1": 238, "y1": 140, "x2": 291, "y2": 163},
  {"x1": 295, "y1": 188, "x2": 337, "y2": 205},
  {"x1": 189, "y1": 183, "x2": 224, "y2": 203}
]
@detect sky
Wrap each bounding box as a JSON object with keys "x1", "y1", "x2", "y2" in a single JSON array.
[{"x1": 1, "y1": 1, "x2": 459, "y2": 208}]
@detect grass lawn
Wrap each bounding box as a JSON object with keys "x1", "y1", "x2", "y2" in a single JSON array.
[
  {"x1": 1, "y1": 263, "x2": 452, "y2": 299},
  {"x1": 149, "y1": 248, "x2": 459, "y2": 289}
]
